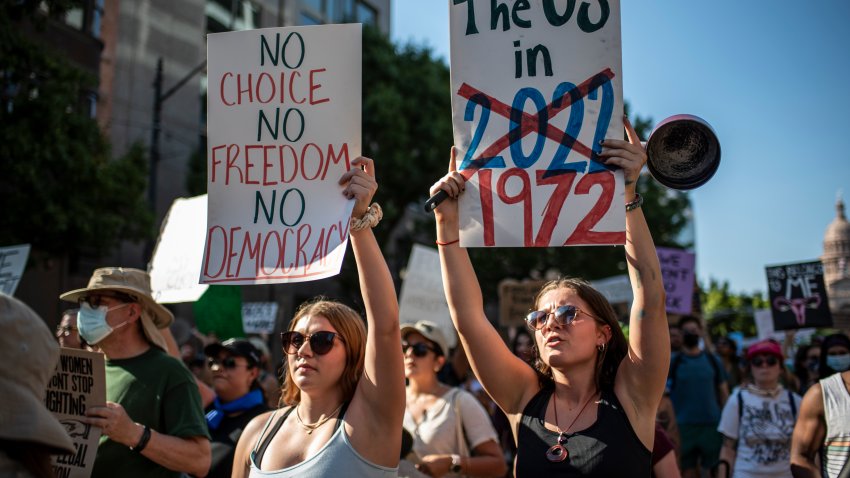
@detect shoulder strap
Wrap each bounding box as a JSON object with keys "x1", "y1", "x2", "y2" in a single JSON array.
[
  {"x1": 252, "y1": 406, "x2": 295, "y2": 467},
  {"x1": 788, "y1": 389, "x2": 797, "y2": 420},
  {"x1": 452, "y1": 388, "x2": 471, "y2": 456},
  {"x1": 707, "y1": 353, "x2": 722, "y2": 387},
  {"x1": 735, "y1": 389, "x2": 744, "y2": 452},
  {"x1": 333, "y1": 401, "x2": 351, "y2": 432}
]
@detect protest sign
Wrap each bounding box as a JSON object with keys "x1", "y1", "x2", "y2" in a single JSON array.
[
  {"x1": 450, "y1": 1, "x2": 624, "y2": 247},
  {"x1": 202, "y1": 24, "x2": 361, "y2": 284},
  {"x1": 150, "y1": 195, "x2": 209, "y2": 303},
  {"x1": 765, "y1": 260, "x2": 833, "y2": 330},
  {"x1": 657, "y1": 247, "x2": 696, "y2": 315},
  {"x1": 242, "y1": 302, "x2": 279, "y2": 334},
  {"x1": 399, "y1": 245, "x2": 455, "y2": 348},
  {"x1": 0, "y1": 243, "x2": 30, "y2": 295},
  {"x1": 499, "y1": 279, "x2": 547, "y2": 328},
  {"x1": 45, "y1": 348, "x2": 105, "y2": 478},
  {"x1": 591, "y1": 274, "x2": 632, "y2": 306}
]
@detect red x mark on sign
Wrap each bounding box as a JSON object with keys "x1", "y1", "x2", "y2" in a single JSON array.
[{"x1": 456, "y1": 68, "x2": 615, "y2": 178}]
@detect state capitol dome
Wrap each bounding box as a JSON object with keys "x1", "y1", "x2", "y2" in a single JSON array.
[{"x1": 823, "y1": 196, "x2": 850, "y2": 323}]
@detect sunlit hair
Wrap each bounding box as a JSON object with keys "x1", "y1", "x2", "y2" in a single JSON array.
[
  {"x1": 280, "y1": 297, "x2": 366, "y2": 406},
  {"x1": 529, "y1": 278, "x2": 628, "y2": 392}
]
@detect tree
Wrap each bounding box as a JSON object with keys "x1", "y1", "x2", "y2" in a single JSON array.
[
  {"x1": 0, "y1": 1, "x2": 152, "y2": 265},
  {"x1": 701, "y1": 278, "x2": 768, "y2": 338}
]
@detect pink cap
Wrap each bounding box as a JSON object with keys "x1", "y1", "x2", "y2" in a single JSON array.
[{"x1": 746, "y1": 340, "x2": 783, "y2": 361}]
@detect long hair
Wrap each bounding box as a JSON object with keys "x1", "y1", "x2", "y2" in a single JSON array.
[
  {"x1": 529, "y1": 278, "x2": 628, "y2": 392},
  {"x1": 280, "y1": 297, "x2": 366, "y2": 406}
]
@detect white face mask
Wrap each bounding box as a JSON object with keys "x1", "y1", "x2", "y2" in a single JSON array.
[{"x1": 77, "y1": 302, "x2": 131, "y2": 345}]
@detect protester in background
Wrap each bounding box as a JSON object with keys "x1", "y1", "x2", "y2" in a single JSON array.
[
  {"x1": 203, "y1": 338, "x2": 269, "y2": 478},
  {"x1": 652, "y1": 423, "x2": 682, "y2": 478},
  {"x1": 431, "y1": 119, "x2": 668, "y2": 476},
  {"x1": 494, "y1": 327, "x2": 537, "y2": 471},
  {"x1": 792, "y1": 344, "x2": 821, "y2": 396},
  {"x1": 232, "y1": 157, "x2": 405, "y2": 477},
  {"x1": 656, "y1": 390, "x2": 681, "y2": 457},
  {"x1": 0, "y1": 293, "x2": 75, "y2": 478},
  {"x1": 56, "y1": 308, "x2": 86, "y2": 349},
  {"x1": 669, "y1": 315, "x2": 729, "y2": 478},
  {"x1": 717, "y1": 340, "x2": 801, "y2": 478},
  {"x1": 248, "y1": 336, "x2": 282, "y2": 408},
  {"x1": 716, "y1": 336, "x2": 743, "y2": 389},
  {"x1": 511, "y1": 327, "x2": 534, "y2": 366},
  {"x1": 669, "y1": 323, "x2": 684, "y2": 353},
  {"x1": 401, "y1": 320, "x2": 506, "y2": 478},
  {"x1": 438, "y1": 340, "x2": 472, "y2": 387},
  {"x1": 59, "y1": 267, "x2": 211, "y2": 478},
  {"x1": 791, "y1": 333, "x2": 850, "y2": 478}
]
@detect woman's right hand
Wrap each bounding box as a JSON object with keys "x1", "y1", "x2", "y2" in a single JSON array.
[{"x1": 429, "y1": 146, "x2": 466, "y2": 225}]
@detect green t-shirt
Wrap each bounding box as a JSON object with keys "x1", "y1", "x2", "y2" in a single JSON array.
[{"x1": 92, "y1": 347, "x2": 210, "y2": 478}]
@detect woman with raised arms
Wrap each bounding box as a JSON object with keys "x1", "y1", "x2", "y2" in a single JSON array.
[
  {"x1": 232, "y1": 156, "x2": 405, "y2": 478},
  {"x1": 429, "y1": 118, "x2": 669, "y2": 476}
]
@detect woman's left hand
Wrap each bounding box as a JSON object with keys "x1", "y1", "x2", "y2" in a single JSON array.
[
  {"x1": 416, "y1": 454, "x2": 452, "y2": 477},
  {"x1": 597, "y1": 116, "x2": 647, "y2": 196},
  {"x1": 338, "y1": 156, "x2": 378, "y2": 218}
]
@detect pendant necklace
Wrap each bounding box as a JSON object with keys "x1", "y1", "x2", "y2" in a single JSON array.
[
  {"x1": 295, "y1": 402, "x2": 344, "y2": 434},
  {"x1": 545, "y1": 390, "x2": 598, "y2": 463}
]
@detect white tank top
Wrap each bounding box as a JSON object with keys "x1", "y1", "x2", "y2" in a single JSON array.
[
  {"x1": 249, "y1": 407, "x2": 397, "y2": 478},
  {"x1": 821, "y1": 373, "x2": 850, "y2": 478}
]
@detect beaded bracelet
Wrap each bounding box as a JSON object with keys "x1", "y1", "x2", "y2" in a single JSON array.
[
  {"x1": 350, "y1": 203, "x2": 383, "y2": 232},
  {"x1": 625, "y1": 193, "x2": 643, "y2": 212}
]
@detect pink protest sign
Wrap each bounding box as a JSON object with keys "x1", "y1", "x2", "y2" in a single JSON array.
[{"x1": 657, "y1": 247, "x2": 696, "y2": 315}]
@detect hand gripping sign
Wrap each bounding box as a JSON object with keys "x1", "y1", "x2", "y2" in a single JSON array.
[
  {"x1": 202, "y1": 25, "x2": 361, "y2": 284},
  {"x1": 449, "y1": 0, "x2": 625, "y2": 247}
]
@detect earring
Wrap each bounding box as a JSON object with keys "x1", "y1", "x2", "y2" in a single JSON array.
[{"x1": 597, "y1": 343, "x2": 606, "y2": 353}]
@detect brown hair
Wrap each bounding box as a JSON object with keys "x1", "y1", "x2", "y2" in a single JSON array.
[
  {"x1": 530, "y1": 278, "x2": 628, "y2": 392},
  {"x1": 280, "y1": 297, "x2": 366, "y2": 406}
]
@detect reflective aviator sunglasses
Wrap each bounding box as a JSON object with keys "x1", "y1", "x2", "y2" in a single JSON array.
[
  {"x1": 280, "y1": 331, "x2": 344, "y2": 356},
  {"x1": 525, "y1": 305, "x2": 599, "y2": 330}
]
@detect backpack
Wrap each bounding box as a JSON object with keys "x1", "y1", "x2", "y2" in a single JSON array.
[
  {"x1": 734, "y1": 388, "x2": 797, "y2": 451},
  {"x1": 668, "y1": 351, "x2": 724, "y2": 396}
]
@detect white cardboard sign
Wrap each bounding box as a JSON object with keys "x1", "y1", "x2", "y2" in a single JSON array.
[
  {"x1": 150, "y1": 195, "x2": 210, "y2": 303},
  {"x1": 399, "y1": 244, "x2": 456, "y2": 349},
  {"x1": 450, "y1": 1, "x2": 624, "y2": 247},
  {"x1": 202, "y1": 25, "x2": 361, "y2": 284},
  {"x1": 242, "y1": 302, "x2": 279, "y2": 334},
  {"x1": 0, "y1": 243, "x2": 30, "y2": 295}
]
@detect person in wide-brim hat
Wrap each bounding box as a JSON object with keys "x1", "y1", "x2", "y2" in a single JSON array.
[
  {"x1": 0, "y1": 293, "x2": 75, "y2": 474},
  {"x1": 60, "y1": 267, "x2": 173, "y2": 351}
]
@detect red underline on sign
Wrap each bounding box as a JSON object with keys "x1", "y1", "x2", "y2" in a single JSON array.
[{"x1": 202, "y1": 271, "x2": 334, "y2": 283}]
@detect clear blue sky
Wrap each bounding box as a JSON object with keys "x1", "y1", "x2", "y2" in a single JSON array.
[{"x1": 391, "y1": 1, "x2": 850, "y2": 296}]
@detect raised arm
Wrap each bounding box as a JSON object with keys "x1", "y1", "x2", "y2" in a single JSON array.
[
  {"x1": 339, "y1": 156, "x2": 405, "y2": 466},
  {"x1": 601, "y1": 118, "x2": 670, "y2": 419},
  {"x1": 431, "y1": 148, "x2": 540, "y2": 414},
  {"x1": 791, "y1": 383, "x2": 826, "y2": 478}
]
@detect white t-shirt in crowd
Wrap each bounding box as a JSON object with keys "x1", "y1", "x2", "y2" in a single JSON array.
[
  {"x1": 403, "y1": 388, "x2": 498, "y2": 477},
  {"x1": 717, "y1": 386, "x2": 802, "y2": 478}
]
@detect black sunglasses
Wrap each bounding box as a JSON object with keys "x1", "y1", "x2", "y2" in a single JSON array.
[
  {"x1": 207, "y1": 357, "x2": 247, "y2": 369},
  {"x1": 402, "y1": 342, "x2": 436, "y2": 358},
  {"x1": 281, "y1": 331, "x2": 343, "y2": 356},
  {"x1": 525, "y1": 305, "x2": 598, "y2": 330},
  {"x1": 750, "y1": 356, "x2": 779, "y2": 368}
]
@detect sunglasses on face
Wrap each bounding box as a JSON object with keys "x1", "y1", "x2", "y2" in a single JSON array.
[
  {"x1": 79, "y1": 292, "x2": 135, "y2": 307},
  {"x1": 525, "y1": 305, "x2": 598, "y2": 330},
  {"x1": 207, "y1": 356, "x2": 246, "y2": 369},
  {"x1": 402, "y1": 342, "x2": 436, "y2": 358},
  {"x1": 750, "y1": 356, "x2": 779, "y2": 368},
  {"x1": 281, "y1": 331, "x2": 343, "y2": 356}
]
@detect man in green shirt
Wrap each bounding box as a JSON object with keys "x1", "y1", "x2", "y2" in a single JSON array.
[{"x1": 61, "y1": 267, "x2": 211, "y2": 478}]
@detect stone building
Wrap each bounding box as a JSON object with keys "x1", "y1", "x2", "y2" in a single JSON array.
[{"x1": 822, "y1": 197, "x2": 850, "y2": 332}]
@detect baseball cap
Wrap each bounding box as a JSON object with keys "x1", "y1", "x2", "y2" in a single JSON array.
[
  {"x1": 400, "y1": 320, "x2": 449, "y2": 356},
  {"x1": 204, "y1": 338, "x2": 261, "y2": 366},
  {"x1": 746, "y1": 340, "x2": 783, "y2": 361}
]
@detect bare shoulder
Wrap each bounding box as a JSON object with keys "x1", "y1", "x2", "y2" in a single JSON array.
[{"x1": 799, "y1": 383, "x2": 824, "y2": 417}]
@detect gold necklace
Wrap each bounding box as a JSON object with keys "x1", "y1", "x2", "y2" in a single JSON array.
[
  {"x1": 294, "y1": 403, "x2": 344, "y2": 434},
  {"x1": 546, "y1": 391, "x2": 598, "y2": 463}
]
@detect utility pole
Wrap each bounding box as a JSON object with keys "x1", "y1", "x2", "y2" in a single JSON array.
[{"x1": 145, "y1": 57, "x2": 206, "y2": 262}]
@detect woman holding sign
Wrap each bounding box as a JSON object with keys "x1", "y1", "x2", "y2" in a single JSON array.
[
  {"x1": 232, "y1": 156, "x2": 405, "y2": 478},
  {"x1": 430, "y1": 118, "x2": 668, "y2": 476}
]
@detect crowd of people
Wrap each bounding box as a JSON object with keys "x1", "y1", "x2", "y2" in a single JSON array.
[{"x1": 2, "y1": 130, "x2": 850, "y2": 478}]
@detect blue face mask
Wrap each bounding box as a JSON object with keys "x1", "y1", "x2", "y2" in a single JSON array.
[
  {"x1": 77, "y1": 302, "x2": 130, "y2": 345},
  {"x1": 826, "y1": 354, "x2": 850, "y2": 372}
]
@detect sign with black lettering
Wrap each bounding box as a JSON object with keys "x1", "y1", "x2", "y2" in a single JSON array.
[
  {"x1": 765, "y1": 260, "x2": 833, "y2": 330},
  {"x1": 0, "y1": 243, "x2": 30, "y2": 295},
  {"x1": 45, "y1": 348, "x2": 105, "y2": 478},
  {"x1": 657, "y1": 247, "x2": 696, "y2": 315}
]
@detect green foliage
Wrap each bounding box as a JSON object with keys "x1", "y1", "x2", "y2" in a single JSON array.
[
  {"x1": 0, "y1": 2, "x2": 153, "y2": 260},
  {"x1": 701, "y1": 278, "x2": 769, "y2": 338}
]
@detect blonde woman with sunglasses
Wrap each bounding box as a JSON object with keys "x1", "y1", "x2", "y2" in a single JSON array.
[
  {"x1": 429, "y1": 119, "x2": 669, "y2": 477},
  {"x1": 232, "y1": 157, "x2": 405, "y2": 478}
]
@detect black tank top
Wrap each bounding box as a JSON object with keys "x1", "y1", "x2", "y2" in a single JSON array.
[{"x1": 515, "y1": 387, "x2": 651, "y2": 477}]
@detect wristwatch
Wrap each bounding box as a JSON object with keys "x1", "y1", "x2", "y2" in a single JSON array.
[{"x1": 450, "y1": 454, "x2": 462, "y2": 474}]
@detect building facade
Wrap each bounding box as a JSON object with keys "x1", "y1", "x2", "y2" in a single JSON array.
[{"x1": 822, "y1": 197, "x2": 850, "y2": 331}]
